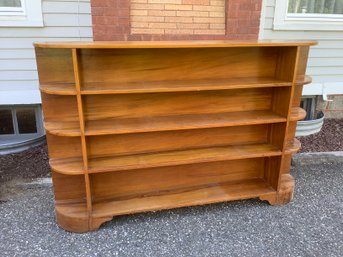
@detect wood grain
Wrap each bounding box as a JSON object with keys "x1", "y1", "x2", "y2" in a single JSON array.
[
  {"x1": 38, "y1": 76, "x2": 310, "y2": 96},
  {"x1": 34, "y1": 40, "x2": 317, "y2": 49},
  {"x1": 79, "y1": 48, "x2": 279, "y2": 84},
  {"x1": 83, "y1": 89, "x2": 273, "y2": 120},
  {"x1": 90, "y1": 158, "x2": 265, "y2": 203},
  {"x1": 56, "y1": 178, "x2": 275, "y2": 220},
  {"x1": 36, "y1": 41, "x2": 315, "y2": 232},
  {"x1": 50, "y1": 142, "x2": 282, "y2": 175},
  {"x1": 86, "y1": 125, "x2": 270, "y2": 158},
  {"x1": 81, "y1": 77, "x2": 292, "y2": 94},
  {"x1": 35, "y1": 48, "x2": 74, "y2": 84}
]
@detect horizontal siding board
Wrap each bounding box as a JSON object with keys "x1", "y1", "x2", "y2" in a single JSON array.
[
  {"x1": 0, "y1": 37, "x2": 92, "y2": 48},
  {"x1": 307, "y1": 67, "x2": 343, "y2": 76},
  {"x1": 0, "y1": 71, "x2": 38, "y2": 81},
  {"x1": 42, "y1": 1, "x2": 91, "y2": 14},
  {"x1": 0, "y1": 80, "x2": 39, "y2": 91},
  {"x1": 311, "y1": 75, "x2": 343, "y2": 83},
  {"x1": 43, "y1": 13, "x2": 91, "y2": 27},
  {"x1": 312, "y1": 41, "x2": 343, "y2": 49},
  {"x1": 309, "y1": 49, "x2": 343, "y2": 58},
  {"x1": 0, "y1": 27, "x2": 92, "y2": 38},
  {"x1": 308, "y1": 58, "x2": 343, "y2": 67},
  {"x1": 0, "y1": 59, "x2": 37, "y2": 71},
  {"x1": 0, "y1": 49, "x2": 35, "y2": 59}
]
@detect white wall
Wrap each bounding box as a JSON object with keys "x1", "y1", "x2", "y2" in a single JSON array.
[
  {"x1": 0, "y1": 0, "x2": 92, "y2": 105},
  {"x1": 260, "y1": 0, "x2": 343, "y2": 96}
]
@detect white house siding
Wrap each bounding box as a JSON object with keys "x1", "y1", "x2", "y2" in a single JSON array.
[
  {"x1": 260, "y1": 0, "x2": 343, "y2": 99},
  {"x1": 0, "y1": 0, "x2": 92, "y2": 105}
]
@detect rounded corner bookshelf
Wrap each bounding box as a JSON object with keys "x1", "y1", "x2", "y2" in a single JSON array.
[{"x1": 34, "y1": 40, "x2": 316, "y2": 233}]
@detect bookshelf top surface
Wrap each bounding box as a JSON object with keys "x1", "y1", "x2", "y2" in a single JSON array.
[{"x1": 34, "y1": 40, "x2": 317, "y2": 49}]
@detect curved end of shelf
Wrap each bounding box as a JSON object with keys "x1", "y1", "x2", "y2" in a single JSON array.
[
  {"x1": 50, "y1": 158, "x2": 84, "y2": 175},
  {"x1": 259, "y1": 174, "x2": 294, "y2": 205},
  {"x1": 40, "y1": 83, "x2": 77, "y2": 96},
  {"x1": 55, "y1": 204, "x2": 113, "y2": 233},
  {"x1": 295, "y1": 75, "x2": 312, "y2": 86},
  {"x1": 55, "y1": 203, "x2": 89, "y2": 233},
  {"x1": 290, "y1": 107, "x2": 306, "y2": 121},
  {"x1": 285, "y1": 138, "x2": 301, "y2": 154}
]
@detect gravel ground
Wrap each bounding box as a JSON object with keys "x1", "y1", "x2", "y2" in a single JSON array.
[
  {"x1": 0, "y1": 163, "x2": 342, "y2": 257},
  {"x1": 0, "y1": 142, "x2": 49, "y2": 183},
  {"x1": 298, "y1": 118, "x2": 343, "y2": 153}
]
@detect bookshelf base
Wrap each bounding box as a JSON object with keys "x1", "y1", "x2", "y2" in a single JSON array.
[
  {"x1": 55, "y1": 174, "x2": 294, "y2": 233},
  {"x1": 259, "y1": 174, "x2": 295, "y2": 205}
]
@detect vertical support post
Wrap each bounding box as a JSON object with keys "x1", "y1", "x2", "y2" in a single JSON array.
[
  {"x1": 261, "y1": 46, "x2": 310, "y2": 204},
  {"x1": 72, "y1": 48, "x2": 93, "y2": 229},
  {"x1": 273, "y1": 47, "x2": 300, "y2": 193}
]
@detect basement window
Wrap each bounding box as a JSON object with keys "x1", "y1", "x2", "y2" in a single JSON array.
[
  {"x1": 300, "y1": 96, "x2": 317, "y2": 120},
  {"x1": 0, "y1": 105, "x2": 44, "y2": 144}
]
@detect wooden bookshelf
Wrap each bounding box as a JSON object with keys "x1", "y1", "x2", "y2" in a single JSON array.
[{"x1": 35, "y1": 40, "x2": 316, "y2": 233}]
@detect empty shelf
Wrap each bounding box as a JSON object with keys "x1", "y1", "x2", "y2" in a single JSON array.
[
  {"x1": 44, "y1": 110, "x2": 287, "y2": 137},
  {"x1": 81, "y1": 77, "x2": 292, "y2": 95},
  {"x1": 39, "y1": 77, "x2": 311, "y2": 96},
  {"x1": 56, "y1": 178, "x2": 275, "y2": 218},
  {"x1": 50, "y1": 143, "x2": 282, "y2": 175},
  {"x1": 85, "y1": 110, "x2": 287, "y2": 136}
]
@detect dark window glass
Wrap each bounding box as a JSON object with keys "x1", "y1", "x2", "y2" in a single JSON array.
[
  {"x1": 16, "y1": 108, "x2": 37, "y2": 133},
  {"x1": 0, "y1": 109, "x2": 14, "y2": 134}
]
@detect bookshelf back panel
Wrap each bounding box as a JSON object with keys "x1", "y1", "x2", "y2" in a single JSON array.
[
  {"x1": 35, "y1": 48, "x2": 74, "y2": 84},
  {"x1": 275, "y1": 47, "x2": 298, "y2": 82},
  {"x1": 46, "y1": 133, "x2": 82, "y2": 159},
  {"x1": 78, "y1": 47, "x2": 280, "y2": 84},
  {"x1": 83, "y1": 88, "x2": 273, "y2": 120},
  {"x1": 52, "y1": 171, "x2": 86, "y2": 202},
  {"x1": 41, "y1": 93, "x2": 79, "y2": 123},
  {"x1": 86, "y1": 125, "x2": 269, "y2": 158},
  {"x1": 90, "y1": 158, "x2": 265, "y2": 203}
]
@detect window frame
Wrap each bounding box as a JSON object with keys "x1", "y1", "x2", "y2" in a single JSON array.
[
  {"x1": 0, "y1": 0, "x2": 25, "y2": 15},
  {"x1": 274, "y1": 0, "x2": 343, "y2": 31},
  {"x1": 0, "y1": 0, "x2": 43, "y2": 27},
  {"x1": 0, "y1": 105, "x2": 44, "y2": 141}
]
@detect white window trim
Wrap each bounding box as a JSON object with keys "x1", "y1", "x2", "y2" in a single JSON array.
[
  {"x1": 0, "y1": 6, "x2": 25, "y2": 16},
  {"x1": 274, "y1": 1, "x2": 343, "y2": 31},
  {"x1": 0, "y1": 0, "x2": 43, "y2": 27}
]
